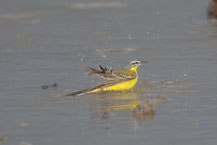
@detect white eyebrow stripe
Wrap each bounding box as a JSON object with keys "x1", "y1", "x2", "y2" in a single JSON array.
[{"x1": 130, "y1": 61, "x2": 141, "y2": 65}]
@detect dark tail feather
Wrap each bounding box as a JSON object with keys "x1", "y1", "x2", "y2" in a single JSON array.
[
  {"x1": 64, "y1": 84, "x2": 106, "y2": 96},
  {"x1": 65, "y1": 88, "x2": 92, "y2": 96}
]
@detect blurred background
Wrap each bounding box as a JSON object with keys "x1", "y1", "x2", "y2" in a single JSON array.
[{"x1": 0, "y1": 0, "x2": 217, "y2": 145}]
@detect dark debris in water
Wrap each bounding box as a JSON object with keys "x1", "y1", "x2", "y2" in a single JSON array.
[
  {"x1": 0, "y1": 135, "x2": 7, "y2": 142},
  {"x1": 133, "y1": 100, "x2": 156, "y2": 121},
  {"x1": 41, "y1": 85, "x2": 49, "y2": 89},
  {"x1": 132, "y1": 97, "x2": 167, "y2": 121},
  {"x1": 41, "y1": 82, "x2": 57, "y2": 90},
  {"x1": 208, "y1": 0, "x2": 217, "y2": 19}
]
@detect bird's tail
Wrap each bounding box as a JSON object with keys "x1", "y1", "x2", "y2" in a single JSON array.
[{"x1": 64, "y1": 84, "x2": 106, "y2": 96}]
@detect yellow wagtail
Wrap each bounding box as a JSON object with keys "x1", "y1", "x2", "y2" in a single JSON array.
[{"x1": 65, "y1": 60, "x2": 148, "y2": 96}]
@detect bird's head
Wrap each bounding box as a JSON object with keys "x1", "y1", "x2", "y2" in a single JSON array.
[{"x1": 129, "y1": 60, "x2": 148, "y2": 68}]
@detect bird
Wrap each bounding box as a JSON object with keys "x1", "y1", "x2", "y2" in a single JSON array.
[{"x1": 65, "y1": 60, "x2": 148, "y2": 96}]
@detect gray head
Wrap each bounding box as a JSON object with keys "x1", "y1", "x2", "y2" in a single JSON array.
[{"x1": 129, "y1": 60, "x2": 148, "y2": 67}]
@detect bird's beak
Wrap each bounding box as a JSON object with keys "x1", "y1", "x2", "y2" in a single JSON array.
[{"x1": 141, "y1": 60, "x2": 149, "y2": 64}]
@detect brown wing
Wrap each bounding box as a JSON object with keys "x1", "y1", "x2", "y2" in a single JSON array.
[
  {"x1": 112, "y1": 68, "x2": 136, "y2": 80},
  {"x1": 87, "y1": 65, "x2": 116, "y2": 81},
  {"x1": 87, "y1": 65, "x2": 135, "y2": 82}
]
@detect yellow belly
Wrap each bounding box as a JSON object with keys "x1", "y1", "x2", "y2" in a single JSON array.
[{"x1": 104, "y1": 78, "x2": 138, "y2": 91}]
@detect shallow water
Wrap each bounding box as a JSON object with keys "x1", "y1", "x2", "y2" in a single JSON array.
[{"x1": 1, "y1": 0, "x2": 217, "y2": 145}]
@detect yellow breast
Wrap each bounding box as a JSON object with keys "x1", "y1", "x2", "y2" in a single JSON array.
[{"x1": 104, "y1": 78, "x2": 138, "y2": 91}]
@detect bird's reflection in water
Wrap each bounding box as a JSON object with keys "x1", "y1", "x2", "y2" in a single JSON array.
[{"x1": 90, "y1": 91, "x2": 166, "y2": 121}]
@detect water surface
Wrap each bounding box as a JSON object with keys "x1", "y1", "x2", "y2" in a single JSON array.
[{"x1": 0, "y1": 0, "x2": 217, "y2": 145}]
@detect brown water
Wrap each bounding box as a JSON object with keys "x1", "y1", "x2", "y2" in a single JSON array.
[{"x1": 1, "y1": 0, "x2": 217, "y2": 145}]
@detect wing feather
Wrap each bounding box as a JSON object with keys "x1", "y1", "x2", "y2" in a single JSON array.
[{"x1": 87, "y1": 65, "x2": 136, "y2": 82}]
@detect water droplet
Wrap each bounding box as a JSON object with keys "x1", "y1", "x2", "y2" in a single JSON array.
[{"x1": 128, "y1": 34, "x2": 133, "y2": 40}]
